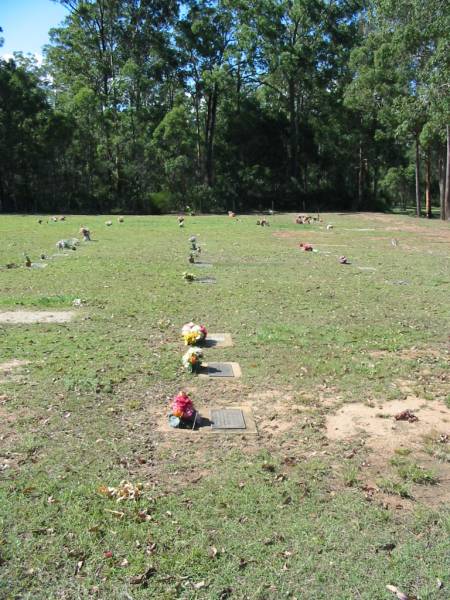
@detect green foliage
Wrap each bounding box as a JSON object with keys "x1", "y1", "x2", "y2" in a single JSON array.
[{"x1": 0, "y1": 1, "x2": 448, "y2": 214}]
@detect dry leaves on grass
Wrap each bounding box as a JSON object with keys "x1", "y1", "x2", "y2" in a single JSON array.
[
  {"x1": 98, "y1": 481, "x2": 143, "y2": 502},
  {"x1": 130, "y1": 566, "x2": 156, "y2": 585},
  {"x1": 394, "y1": 410, "x2": 418, "y2": 423}
]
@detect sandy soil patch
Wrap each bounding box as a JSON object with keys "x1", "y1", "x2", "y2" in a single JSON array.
[
  {"x1": 368, "y1": 346, "x2": 448, "y2": 360},
  {"x1": 0, "y1": 359, "x2": 30, "y2": 383},
  {"x1": 326, "y1": 397, "x2": 449, "y2": 449},
  {"x1": 327, "y1": 396, "x2": 450, "y2": 508},
  {"x1": 0, "y1": 311, "x2": 75, "y2": 324}
]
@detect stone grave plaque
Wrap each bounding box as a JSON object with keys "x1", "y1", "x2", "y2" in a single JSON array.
[
  {"x1": 207, "y1": 362, "x2": 234, "y2": 377},
  {"x1": 193, "y1": 262, "x2": 213, "y2": 268},
  {"x1": 211, "y1": 409, "x2": 246, "y2": 430},
  {"x1": 203, "y1": 333, "x2": 233, "y2": 348},
  {"x1": 196, "y1": 276, "x2": 216, "y2": 284}
]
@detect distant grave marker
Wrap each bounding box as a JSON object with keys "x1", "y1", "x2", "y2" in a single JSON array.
[
  {"x1": 193, "y1": 262, "x2": 213, "y2": 268},
  {"x1": 211, "y1": 409, "x2": 246, "y2": 429},
  {"x1": 195, "y1": 276, "x2": 216, "y2": 284},
  {"x1": 158, "y1": 405, "x2": 257, "y2": 434},
  {"x1": 200, "y1": 362, "x2": 241, "y2": 378},
  {"x1": 207, "y1": 362, "x2": 234, "y2": 377},
  {"x1": 202, "y1": 333, "x2": 233, "y2": 348}
]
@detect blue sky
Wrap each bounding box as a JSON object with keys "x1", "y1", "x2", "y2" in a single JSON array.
[{"x1": 0, "y1": 0, "x2": 69, "y2": 58}]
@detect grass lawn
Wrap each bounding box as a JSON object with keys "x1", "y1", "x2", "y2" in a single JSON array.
[{"x1": 0, "y1": 212, "x2": 449, "y2": 599}]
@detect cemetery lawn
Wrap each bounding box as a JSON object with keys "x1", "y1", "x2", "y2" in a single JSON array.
[{"x1": 1, "y1": 212, "x2": 449, "y2": 599}]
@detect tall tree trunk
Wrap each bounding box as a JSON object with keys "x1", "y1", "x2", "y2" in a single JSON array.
[
  {"x1": 288, "y1": 78, "x2": 298, "y2": 181},
  {"x1": 445, "y1": 125, "x2": 450, "y2": 220},
  {"x1": 204, "y1": 84, "x2": 218, "y2": 188},
  {"x1": 415, "y1": 135, "x2": 422, "y2": 217},
  {"x1": 355, "y1": 138, "x2": 363, "y2": 210},
  {"x1": 373, "y1": 161, "x2": 378, "y2": 204},
  {"x1": 438, "y1": 151, "x2": 446, "y2": 220},
  {"x1": 425, "y1": 153, "x2": 432, "y2": 218}
]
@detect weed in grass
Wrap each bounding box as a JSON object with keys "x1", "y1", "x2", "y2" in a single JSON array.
[
  {"x1": 377, "y1": 478, "x2": 413, "y2": 499},
  {"x1": 394, "y1": 448, "x2": 412, "y2": 456},
  {"x1": 342, "y1": 464, "x2": 359, "y2": 487},
  {"x1": 390, "y1": 457, "x2": 438, "y2": 484}
]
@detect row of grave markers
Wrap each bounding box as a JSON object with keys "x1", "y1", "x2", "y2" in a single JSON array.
[{"x1": 172, "y1": 226, "x2": 249, "y2": 431}]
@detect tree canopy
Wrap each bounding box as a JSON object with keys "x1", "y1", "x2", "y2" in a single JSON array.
[{"x1": 0, "y1": 0, "x2": 448, "y2": 215}]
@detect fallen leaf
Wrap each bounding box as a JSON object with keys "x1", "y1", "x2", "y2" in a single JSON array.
[
  {"x1": 130, "y1": 566, "x2": 156, "y2": 585},
  {"x1": 120, "y1": 558, "x2": 129, "y2": 567},
  {"x1": 137, "y1": 510, "x2": 152, "y2": 522},
  {"x1": 103, "y1": 551, "x2": 113, "y2": 559},
  {"x1": 105, "y1": 509, "x2": 125, "y2": 519},
  {"x1": 238, "y1": 558, "x2": 248, "y2": 570},
  {"x1": 386, "y1": 584, "x2": 410, "y2": 600},
  {"x1": 261, "y1": 462, "x2": 276, "y2": 472},
  {"x1": 146, "y1": 542, "x2": 157, "y2": 555},
  {"x1": 208, "y1": 546, "x2": 218, "y2": 559},
  {"x1": 193, "y1": 580, "x2": 206, "y2": 589},
  {"x1": 219, "y1": 587, "x2": 233, "y2": 599},
  {"x1": 394, "y1": 410, "x2": 418, "y2": 423},
  {"x1": 74, "y1": 560, "x2": 84, "y2": 575},
  {"x1": 377, "y1": 543, "x2": 396, "y2": 552}
]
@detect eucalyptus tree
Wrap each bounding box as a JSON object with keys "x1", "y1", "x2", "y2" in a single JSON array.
[
  {"x1": 176, "y1": 0, "x2": 239, "y2": 189},
  {"x1": 346, "y1": 0, "x2": 450, "y2": 217},
  {"x1": 46, "y1": 0, "x2": 178, "y2": 210},
  {"x1": 231, "y1": 0, "x2": 362, "y2": 206}
]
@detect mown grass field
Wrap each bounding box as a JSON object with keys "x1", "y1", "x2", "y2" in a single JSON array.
[{"x1": 0, "y1": 212, "x2": 449, "y2": 599}]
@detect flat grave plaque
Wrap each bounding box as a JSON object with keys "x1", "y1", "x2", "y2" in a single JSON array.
[
  {"x1": 207, "y1": 362, "x2": 234, "y2": 377},
  {"x1": 193, "y1": 262, "x2": 213, "y2": 268},
  {"x1": 195, "y1": 276, "x2": 216, "y2": 284},
  {"x1": 202, "y1": 333, "x2": 233, "y2": 348},
  {"x1": 211, "y1": 409, "x2": 246, "y2": 430}
]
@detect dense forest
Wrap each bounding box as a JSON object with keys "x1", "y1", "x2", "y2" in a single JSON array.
[{"x1": 0, "y1": 0, "x2": 449, "y2": 215}]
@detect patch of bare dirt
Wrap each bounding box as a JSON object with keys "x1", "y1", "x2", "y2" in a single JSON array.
[
  {"x1": 0, "y1": 311, "x2": 75, "y2": 324},
  {"x1": 327, "y1": 397, "x2": 449, "y2": 445},
  {"x1": 0, "y1": 359, "x2": 30, "y2": 384},
  {"x1": 357, "y1": 212, "x2": 450, "y2": 237},
  {"x1": 368, "y1": 346, "x2": 448, "y2": 360},
  {"x1": 327, "y1": 397, "x2": 450, "y2": 508}
]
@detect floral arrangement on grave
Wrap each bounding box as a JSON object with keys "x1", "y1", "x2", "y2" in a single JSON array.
[
  {"x1": 169, "y1": 391, "x2": 197, "y2": 428},
  {"x1": 299, "y1": 242, "x2": 313, "y2": 251},
  {"x1": 189, "y1": 236, "x2": 201, "y2": 255},
  {"x1": 188, "y1": 252, "x2": 196, "y2": 264},
  {"x1": 182, "y1": 346, "x2": 203, "y2": 373},
  {"x1": 183, "y1": 272, "x2": 196, "y2": 282},
  {"x1": 79, "y1": 226, "x2": 91, "y2": 241},
  {"x1": 56, "y1": 238, "x2": 79, "y2": 250},
  {"x1": 181, "y1": 322, "x2": 208, "y2": 346}
]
